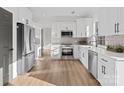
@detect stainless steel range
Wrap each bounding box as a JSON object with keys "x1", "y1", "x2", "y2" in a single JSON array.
[{"x1": 61, "y1": 44, "x2": 74, "y2": 59}]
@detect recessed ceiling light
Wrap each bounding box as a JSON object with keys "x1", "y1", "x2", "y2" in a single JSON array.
[
  {"x1": 77, "y1": 14, "x2": 80, "y2": 16},
  {"x1": 42, "y1": 13, "x2": 46, "y2": 16},
  {"x1": 71, "y1": 11, "x2": 75, "y2": 14}
]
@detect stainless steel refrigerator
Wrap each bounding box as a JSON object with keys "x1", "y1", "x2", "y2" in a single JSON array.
[{"x1": 17, "y1": 23, "x2": 35, "y2": 75}]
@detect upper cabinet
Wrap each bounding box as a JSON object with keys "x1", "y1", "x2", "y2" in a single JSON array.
[
  {"x1": 118, "y1": 8, "x2": 124, "y2": 35},
  {"x1": 98, "y1": 8, "x2": 124, "y2": 36},
  {"x1": 98, "y1": 8, "x2": 117, "y2": 36},
  {"x1": 76, "y1": 18, "x2": 93, "y2": 37}
]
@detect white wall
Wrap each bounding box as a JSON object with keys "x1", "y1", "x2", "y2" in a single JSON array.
[
  {"x1": 43, "y1": 28, "x2": 51, "y2": 49},
  {"x1": 17, "y1": 8, "x2": 33, "y2": 25}
]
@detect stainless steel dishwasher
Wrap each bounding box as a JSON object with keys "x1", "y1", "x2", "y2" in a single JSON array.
[{"x1": 88, "y1": 50, "x2": 98, "y2": 79}]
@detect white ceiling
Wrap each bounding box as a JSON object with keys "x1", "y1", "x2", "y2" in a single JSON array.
[{"x1": 28, "y1": 7, "x2": 99, "y2": 22}]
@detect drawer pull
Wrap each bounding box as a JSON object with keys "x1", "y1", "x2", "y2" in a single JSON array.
[
  {"x1": 103, "y1": 66, "x2": 106, "y2": 74},
  {"x1": 102, "y1": 66, "x2": 104, "y2": 74},
  {"x1": 101, "y1": 58, "x2": 108, "y2": 62}
]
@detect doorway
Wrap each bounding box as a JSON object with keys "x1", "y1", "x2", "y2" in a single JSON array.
[
  {"x1": 0, "y1": 8, "x2": 13, "y2": 85},
  {"x1": 42, "y1": 28, "x2": 51, "y2": 57}
]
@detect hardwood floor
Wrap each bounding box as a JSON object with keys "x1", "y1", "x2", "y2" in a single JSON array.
[{"x1": 9, "y1": 56, "x2": 100, "y2": 86}]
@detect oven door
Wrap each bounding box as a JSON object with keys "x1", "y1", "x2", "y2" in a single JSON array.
[{"x1": 62, "y1": 48, "x2": 73, "y2": 56}]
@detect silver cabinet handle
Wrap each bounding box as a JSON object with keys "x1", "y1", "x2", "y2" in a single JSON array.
[
  {"x1": 115, "y1": 23, "x2": 117, "y2": 33},
  {"x1": 117, "y1": 22, "x2": 119, "y2": 33},
  {"x1": 102, "y1": 65, "x2": 106, "y2": 74},
  {"x1": 102, "y1": 66, "x2": 104, "y2": 74},
  {"x1": 101, "y1": 58, "x2": 108, "y2": 62},
  {"x1": 104, "y1": 66, "x2": 106, "y2": 74},
  {"x1": 9, "y1": 48, "x2": 14, "y2": 51}
]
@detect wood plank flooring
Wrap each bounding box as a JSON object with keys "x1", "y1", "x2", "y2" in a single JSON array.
[{"x1": 9, "y1": 57, "x2": 100, "y2": 86}]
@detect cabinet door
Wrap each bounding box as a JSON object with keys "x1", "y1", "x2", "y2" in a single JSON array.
[
  {"x1": 98, "y1": 62, "x2": 105, "y2": 85},
  {"x1": 51, "y1": 23, "x2": 61, "y2": 43},
  {"x1": 77, "y1": 18, "x2": 93, "y2": 37},
  {"x1": 79, "y1": 47, "x2": 88, "y2": 69},
  {"x1": 81, "y1": 50, "x2": 85, "y2": 65},
  {"x1": 85, "y1": 19, "x2": 93, "y2": 37},
  {"x1": 103, "y1": 65, "x2": 115, "y2": 86},
  {"x1": 51, "y1": 45, "x2": 61, "y2": 59},
  {"x1": 76, "y1": 19, "x2": 85, "y2": 37},
  {"x1": 73, "y1": 45, "x2": 78, "y2": 59},
  {"x1": 98, "y1": 8, "x2": 117, "y2": 36},
  {"x1": 78, "y1": 46, "x2": 82, "y2": 61},
  {"x1": 83, "y1": 48, "x2": 88, "y2": 69},
  {"x1": 118, "y1": 8, "x2": 124, "y2": 35},
  {"x1": 98, "y1": 62, "x2": 115, "y2": 86},
  {"x1": 72, "y1": 22, "x2": 77, "y2": 37},
  {"x1": 52, "y1": 23, "x2": 61, "y2": 38}
]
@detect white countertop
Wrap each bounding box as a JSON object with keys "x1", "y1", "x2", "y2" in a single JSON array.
[
  {"x1": 89, "y1": 46, "x2": 124, "y2": 61},
  {"x1": 51, "y1": 44, "x2": 124, "y2": 61}
]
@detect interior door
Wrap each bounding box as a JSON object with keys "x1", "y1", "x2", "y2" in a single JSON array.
[{"x1": 0, "y1": 8, "x2": 12, "y2": 85}]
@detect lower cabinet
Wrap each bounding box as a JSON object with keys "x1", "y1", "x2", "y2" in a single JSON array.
[
  {"x1": 73, "y1": 45, "x2": 78, "y2": 59},
  {"x1": 97, "y1": 54, "x2": 124, "y2": 86},
  {"x1": 79, "y1": 46, "x2": 88, "y2": 69},
  {"x1": 98, "y1": 61, "x2": 115, "y2": 86},
  {"x1": 51, "y1": 45, "x2": 61, "y2": 59}
]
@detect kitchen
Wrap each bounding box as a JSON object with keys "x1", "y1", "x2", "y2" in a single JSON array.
[{"x1": 0, "y1": 7, "x2": 124, "y2": 86}]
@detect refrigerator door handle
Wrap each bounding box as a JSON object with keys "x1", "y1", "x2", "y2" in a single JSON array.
[
  {"x1": 115, "y1": 23, "x2": 117, "y2": 33},
  {"x1": 29, "y1": 28, "x2": 32, "y2": 51}
]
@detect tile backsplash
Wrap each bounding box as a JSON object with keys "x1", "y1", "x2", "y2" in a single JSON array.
[
  {"x1": 105, "y1": 35, "x2": 124, "y2": 46},
  {"x1": 60, "y1": 37, "x2": 88, "y2": 45},
  {"x1": 52, "y1": 37, "x2": 88, "y2": 45}
]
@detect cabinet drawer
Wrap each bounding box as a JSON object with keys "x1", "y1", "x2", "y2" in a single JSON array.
[{"x1": 99, "y1": 55, "x2": 115, "y2": 69}]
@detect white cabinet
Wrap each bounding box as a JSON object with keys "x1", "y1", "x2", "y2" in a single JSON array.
[
  {"x1": 52, "y1": 23, "x2": 61, "y2": 38},
  {"x1": 51, "y1": 23, "x2": 61, "y2": 43},
  {"x1": 117, "y1": 8, "x2": 124, "y2": 35},
  {"x1": 80, "y1": 46, "x2": 88, "y2": 69},
  {"x1": 77, "y1": 46, "x2": 81, "y2": 60},
  {"x1": 76, "y1": 18, "x2": 93, "y2": 37},
  {"x1": 51, "y1": 45, "x2": 61, "y2": 59},
  {"x1": 98, "y1": 8, "x2": 124, "y2": 36},
  {"x1": 78, "y1": 46, "x2": 88, "y2": 69},
  {"x1": 98, "y1": 54, "x2": 116, "y2": 86},
  {"x1": 98, "y1": 8, "x2": 117, "y2": 36},
  {"x1": 73, "y1": 45, "x2": 78, "y2": 59}
]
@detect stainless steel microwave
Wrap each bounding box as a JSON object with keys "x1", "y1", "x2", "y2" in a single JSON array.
[{"x1": 61, "y1": 31, "x2": 73, "y2": 37}]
